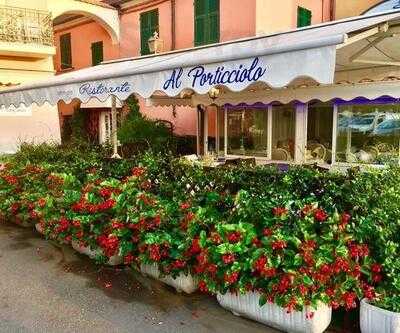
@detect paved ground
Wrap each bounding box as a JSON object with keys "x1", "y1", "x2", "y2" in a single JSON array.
[{"x1": 0, "y1": 222, "x2": 279, "y2": 333}]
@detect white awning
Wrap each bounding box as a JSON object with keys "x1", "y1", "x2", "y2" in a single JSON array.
[{"x1": 1, "y1": 10, "x2": 400, "y2": 108}]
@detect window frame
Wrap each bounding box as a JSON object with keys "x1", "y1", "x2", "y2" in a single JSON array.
[
  {"x1": 332, "y1": 100, "x2": 400, "y2": 167},
  {"x1": 140, "y1": 9, "x2": 159, "y2": 56},
  {"x1": 60, "y1": 33, "x2": 72, "y2": 70},
  {"x1": 194, "y1": 0, "x2": 220, "y2": 47},
  {"x1": 91, "y1": 41, "x2": 104, "y2": 66}
]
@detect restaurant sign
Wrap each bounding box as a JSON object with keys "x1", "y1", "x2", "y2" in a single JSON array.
[{"x1": 163, "y1": 57, "x2": 267, "y2": 91}]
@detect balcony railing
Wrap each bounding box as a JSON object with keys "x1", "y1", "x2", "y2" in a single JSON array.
[{"x1": 0, "y1": 5, "x2": 53, "y2": 46}]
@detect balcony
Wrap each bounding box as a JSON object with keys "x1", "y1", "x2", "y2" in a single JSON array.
[{"x1": 0, "y1": 5, "x2": 55, "y2": 58}]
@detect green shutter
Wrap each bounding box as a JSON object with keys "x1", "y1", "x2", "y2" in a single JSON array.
[
  {"x1": 91, "y1": 41, "x2": 103, "y2": 66},
  {"x1": 60, "y1": 33, "x2": 72, "y2": 70},
  {"x1": 195, "y1": 0, "x2": 219, "y2": 46},
  {"x1": 297, "y1": 7, "x2": 312, "y2": 28},
  {"x1": 208, "y1": 0, "x2": 220, "y2": 44},
  {"x1": 140, "y1": 9, "x2": 159, "y2": 55}
]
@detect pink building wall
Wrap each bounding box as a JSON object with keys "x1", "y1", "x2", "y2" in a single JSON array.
[{"x1": 53, "y1": 0, "x2": 331, "y2": 137}]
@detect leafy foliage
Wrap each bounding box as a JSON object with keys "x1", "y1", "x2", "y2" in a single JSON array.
[{"x1": 1, "y1": 144, "x2": 400, "y2": 313}]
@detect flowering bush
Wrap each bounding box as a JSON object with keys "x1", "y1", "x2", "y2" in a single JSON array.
[
  {"x1": 194, "y1": 191, "x2": 380, "y2": 313},
  {"x1": 1, "y1": 145, "x2": 400, "y2": 315}
]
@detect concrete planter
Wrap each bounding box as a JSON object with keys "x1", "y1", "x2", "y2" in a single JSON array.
[
  {"x1": 360, "y1": 299, "x2": 400, "y2": 333},
  {"x1": 71, "y1": 240, "x2": 123, "y2": 266},
  {"x1": 140, "y1": 263, "x2": 197, "y2": 294},
  {"x1": 217, "y1": 291, "x2": 331, "y2": 333}
]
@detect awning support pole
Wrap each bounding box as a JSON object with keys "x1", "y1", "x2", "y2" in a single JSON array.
[
  {"x1": 111, "y1": 95, "x2": 121, "y2": 159},
  {"x1": 337, "y1": 23, "x2": 388, "y2": 50}
]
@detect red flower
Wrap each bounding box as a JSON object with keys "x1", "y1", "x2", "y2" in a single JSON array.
[
  {"x1": 180, "y1": 202, "x2": 191, "y2": 210},
  {"x1": 252, "y1": 237, "x2": 262, "y2": 247},
  {"x1": 3, "y1": 175, "x2": 18, "y2": 186},
  {"x1": 326, "y1": 288, "x2": 335, "y2": 297},
  {"x1": 263, "y1": 267, "x2": 277, "y2": 278},
  {"x1": 124, "y1": 253, "x2": 135, "y2": 265},
  {"x1": 253, "y1": 256, "x2": 267, "y2": 272},
  {"x1": 198, "y1": 280, "x2": 208, "y2": 293},
  {"x1": 342, "y1": 291, "x2": 357, "y2": 310},
  {"x1": 320, "y1": 264, "x2": 332, "y2": 276},
  {"x1": 29, "y1": 210, "x2": 38, "y2": 220},
  {"x1": 263, "y1": 228, "x2": 273, "y2": 237},
  {"x1": 224, "y1": 271, "x2": 239, "y2": 284},
  {"x1": 196, "y1": 251, "x2": 208, "y2": 265},
  {"x1": 37, "y1": 198, "x2": 46, "y2": 208},
  {"x1": 301, "y1": 240, "x2": 317, "y2": 251},
  {"x1": 56, "y1": 217, "x2": 69, "y2": 233},
  {"x1": 371, "y1": 263, "x2": 382, "y2": 273},
  {"x1": 351, "y1": 264, "x2": 361, "y2": 279},
  {"x1": 363, "y1": 284, "x2": 376, "y2": 300},
  {"x1": 99, "y1": 188, "x2": 112, "y2": 198},
  {"x1": 132, "y1": 167, "x2": 145, "y2": 177},
  {"x1": 149, "y1": 244, "x2": 161, "y2": 262},
  {"x1": 298, "y1": 284, "x2": 308, "y2": 296},
  {"x1": 10, "y1": 203, "x2": 19, "y2": 214},
  {"x1": 207, "y1": 264, "x2": 218, "y2": 275},
  {"x1": 72, "y1": 220, "x2": 81, "y2": 228},
  {"x1": 72, "y1": 200, "x2": 85, "y2": 213},
  {"x1": 330, "y1": 301, "x2": 340, "y2": 310},
  {"x1": 314, "y1": 209, "x2": 328, "y2": 222},
  {"x1": 112, "y1": 220, "x2": 124, "y2": 229},
  {"x1": 333, "y1": 257, "x2": 350, "y2": 274},
  {"x1": 227, "y1": 231, "x2": 241, "y2": 244},
  {"x1": 277, "y1": 275, "x2": 292, "y2": 293},
  {"x1": 348, "y1": 242, "x2": 369, "y2": 258},
  {"x1": 98, "y1": 199, "x2": 116, "y2": 211},
  {"x1": 272, "y1": 207, "x2": 288, "y2": 217},
  {"x1": 172, "y1": 260, "x2": 186, "y2": 269},
  {"x1": 211, "y1": 233, "x2": 222, "y2": 244},
  {"x1": 97, "y1": 235, "x2": 119, "y2": 257},
  {"x1": 340, "y1": 212, "x2": 351, "y2": 230},
  {"x1": 222, "y1": 253, "x2": 235, "y2": 264},
  {"x1": 272, "y1": 240, "x2": 287, "y2": 250},
  {"x1": 372, "y1": 273, "x2": 382, "y2": 283},
  {"x1": 76, "y1": 230, "x2": 84, "y2": 239},
  {"x1": 189, "y1": 238, "x2": 202, "y2": 255}
]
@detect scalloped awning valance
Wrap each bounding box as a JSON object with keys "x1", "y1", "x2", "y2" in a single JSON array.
[{"x1": 1, "y1": 10, "x2": 400, "y2": 108}]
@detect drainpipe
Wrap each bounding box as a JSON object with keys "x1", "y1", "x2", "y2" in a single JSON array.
[
  {"x1": 171, "y1": 0, "x2": 176, "y2": 50},
  {"x1": 330, "y1": 0, "x2": 335, "y2": 21}
]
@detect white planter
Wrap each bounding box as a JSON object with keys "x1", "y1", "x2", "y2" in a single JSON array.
[
  {"x1": 71, "y1": 240, "x2": 123, "y2": 266},
  {"x1": 140, "y1": 263, "x2": 197, "y2": 294},
  {"x1": 217, "y1": 291, "x2": 331, "y2": 333},
  {"x1": 361, "y1": 299, "x2": 400, "y2": 333}
]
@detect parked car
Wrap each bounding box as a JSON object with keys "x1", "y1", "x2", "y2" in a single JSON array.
[
  {"x1": 372, "y1": 119, "x2": 400, "y2": 136},
  {"x1": 348, "y1": 113, "x2": 387, "y2": 133}
]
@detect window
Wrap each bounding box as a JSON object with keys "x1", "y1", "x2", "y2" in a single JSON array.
[
  {"x1": 227, "y1": 108, "x2": 268, "y2": 157},
  {"x1": 335, "y1": 103, "x2": 400, "y2": 165},
  {"x1": 60, "y1": 33, "x2": 72, "y2": 70},
  {"x1": 306, "y1": 105, "x2": 333, "y2": 163},
  {"x1": 194, "y1": 0, "x2": 220, "y2": 46},
  {"x1": 271, "y1": 106, "x2": 296, "y2": 161},
  {"x1": 140, "y1": 9, "x2": 159, "y2": 55},
  {"x1": 91, "y1": 41, "x2": 103, "y2": 66},
  {"x1": 297, "y1": 6, "x2": 312, "y2": 28}
]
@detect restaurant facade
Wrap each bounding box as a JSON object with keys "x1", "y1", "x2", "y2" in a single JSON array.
[{"x1": 1, "y1": 9, "x2": 400, "y2": 168}]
